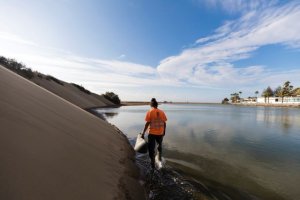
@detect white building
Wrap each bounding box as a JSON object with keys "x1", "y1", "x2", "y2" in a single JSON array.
[
  {"x1": 256, "y1": 96, "x2": 300, "y2": 104},
  {"x1": 241, "y1": 97, "x2": 257, "y2": 104}
]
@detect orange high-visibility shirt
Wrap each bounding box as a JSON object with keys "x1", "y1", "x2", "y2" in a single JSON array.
[{"x1": 145, "y1": 108, "x2": 167, "y2": 135}]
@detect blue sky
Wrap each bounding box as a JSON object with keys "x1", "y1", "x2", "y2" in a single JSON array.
[{"x1": 1, "y1": 0, "x2": 300, "y2": 102}]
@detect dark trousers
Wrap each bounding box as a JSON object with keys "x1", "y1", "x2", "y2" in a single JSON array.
[{"x1": 148, "y1": 134, "x2": 163, "y2": 167}]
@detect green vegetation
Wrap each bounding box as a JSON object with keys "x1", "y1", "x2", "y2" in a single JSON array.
[
  {"x1": 71, "y1": 83, "x2": 91, "y2": 94},
  {"x1": 0, "y1": 55, "x2": 64, "y2": 86},
  {"x1": 221, "y1": 98, "x2": 229, "y2": 104},
  {"x1": 103, "y1": 92, "x2": 121, "y2": 105},
  {"x1": 0, "y1": 55, "x2": 64, "y2": 85},
  {"x1": 273, "y1": 86, "x2": 282, "y2": 97},
  {"x1": 37, "y1": 73, "x2": 43, "y2": 78},
  {"x1": 224, "y1": 81, "x2": 300, "y2": 104},
  {"x1": 262, "y1": 86, "x2": 274, "y2": 103},
  {"x1": 255, "y1": 91, "x2": 259, "y2": 97},
  {"x1": 293, "y1": 88, "x2": 300, "y2": 96},
  {"x1": 45, "y1": 75, "x2": 64, "y2": 85},
  {"x1": 0, "y1": 56, "x2": 34, "y2": 79},
  {"x1": 1, "y1": 55, "x2": 123, "y2": 105},
  {"x1": 281, "y1": 81, "x2": 293, "y2": 103},
  {"x1": 261, "y1": 81, "x2": 299, "y2": 103},
  {"x1": 230, "y1": 92, "x2": 240, "y2": 103}
]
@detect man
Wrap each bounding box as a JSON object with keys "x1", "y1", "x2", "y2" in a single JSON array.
[{"x1": 142, "y1": 98, "x2": 167, "y2": 169}]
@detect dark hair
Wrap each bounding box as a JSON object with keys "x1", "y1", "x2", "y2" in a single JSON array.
[{"x1": 150, "y1": 98, "x2": 158, "y2": 108}]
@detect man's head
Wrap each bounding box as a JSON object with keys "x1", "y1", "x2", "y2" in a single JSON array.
[{"x1": 150, "y1": 98, "x2": 158, "y2": 108}]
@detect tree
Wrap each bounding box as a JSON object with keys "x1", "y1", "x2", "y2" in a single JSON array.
[
  {"x1": 222, "y1": 97, "x2": 229, "y2": 104},
  {"x1": 255, "y1": 91, "x2": 259, "y2": 98},
  {"x1": 262, "y1": 86, "x2": 273, "y2": 103},
  {"x1": 291, "y1": 88, "x2": 300, "y2": 96},
  {"x1": 0, "y1": 56, "x2": 8, "y2": 66},
  {"x1": 0, "y1": 56, "x2": 34, "y2": 79},
  {"x1": 103, "y1": 92, "x2": 121, "y2": 105},
  {"x1": 230, "y1": 93, "x2": 240, "y2": 103},
  {"x1": 281, "y1": 81, "x2": 293, "y2": 103},
  {"x1": 274, "y1": 86, "x2": 282, "y2": 97}
]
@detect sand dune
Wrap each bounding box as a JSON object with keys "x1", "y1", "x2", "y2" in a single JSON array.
[
  {"x1": 0, "y1": 66, "x2": 145, "y2": 200},
  {"x1": 31, "y1": 75, "x2": 114, "y2": 109}
]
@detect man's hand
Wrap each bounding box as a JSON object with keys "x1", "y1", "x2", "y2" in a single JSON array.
[{"x1": 142, "y1": 122, "x2": 150, "y2": 139}]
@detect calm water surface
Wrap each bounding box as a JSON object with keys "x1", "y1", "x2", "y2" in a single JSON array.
[{"x1": 97, "y1": 104, "x2": 300, "y2": 200}]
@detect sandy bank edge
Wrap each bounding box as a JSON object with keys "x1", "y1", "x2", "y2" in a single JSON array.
[{"x1": 0, "y1": 66, "x2": 146, "y2": 200}]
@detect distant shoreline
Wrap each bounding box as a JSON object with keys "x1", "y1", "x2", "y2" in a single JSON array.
[
  {"x1": 121, "y1": 101, "x2": 221, "y2": 106},
  {"x1": 122, "y1": 102, "x2": 300, "y2": 109},
  {"x1": 121, "y1": 101, "x2": 149, "y2": 106},
  {"x1": 232, "y1": 103, "x2": 300, "y2": 108},
  {"x1": 95, "y1": 101, "x2": 300, "y2": 109}
]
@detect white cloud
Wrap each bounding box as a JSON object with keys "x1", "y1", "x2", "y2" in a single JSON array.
[
  {"x1": 118, "y1": 54, "x2": 126, "y2": 59},
  {"x1": 0, "y1": 31, "x2": 37, "y2": 46},
  {"x1": 157, "y1": 1, "x2": 300, "y2": 88},
  {"x1": 0, "y1": 32, "x2": 180, "y2": 95},
  {"x1": 1, "y1": 1, "x2": 300, "y2": 101},
  {"x1": 201, "y1": 0, "x2": 278, "y2": 14}
]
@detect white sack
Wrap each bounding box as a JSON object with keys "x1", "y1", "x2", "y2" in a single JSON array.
[{"x1": 134, "y1": 133, "x2": 148, "y2": 153}]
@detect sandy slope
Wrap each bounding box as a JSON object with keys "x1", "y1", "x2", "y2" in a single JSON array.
[
  {"x1": 0, "y1": 66, "x2": 145, "y2": 200},
  {"x1": 32, "y1": 75, "x2": 114, "y2": 109}
]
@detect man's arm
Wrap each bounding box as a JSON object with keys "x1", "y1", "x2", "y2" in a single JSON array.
[
  {"x1": 163, "y1": 122, "x2": 166, "y2": 136},
  {"x1": 142, "y1": 122, "x2": 150, "y2": 138}
]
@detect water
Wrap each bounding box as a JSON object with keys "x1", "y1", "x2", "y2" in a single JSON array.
[{"x1": 96, "y1": 104, "x2": 300, "y2": 200}]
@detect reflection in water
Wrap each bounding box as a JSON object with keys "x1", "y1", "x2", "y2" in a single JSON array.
[
  {"x1": 255, "y1": 107, "x2": 299, "y2": 133},
  {"x1": 104, "y1": 112, "x2": 118, "y2": 118},
  {"x1": 164, "y1": 150, "x2": 286, "y2": 200},
  {"x1": 97, "y1": 104, "x2": 300, "y2": 200}
]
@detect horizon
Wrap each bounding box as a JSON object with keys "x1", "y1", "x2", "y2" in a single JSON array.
[{"x1": 1, "y1": 0, "x2": 300, "y2": 102}]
